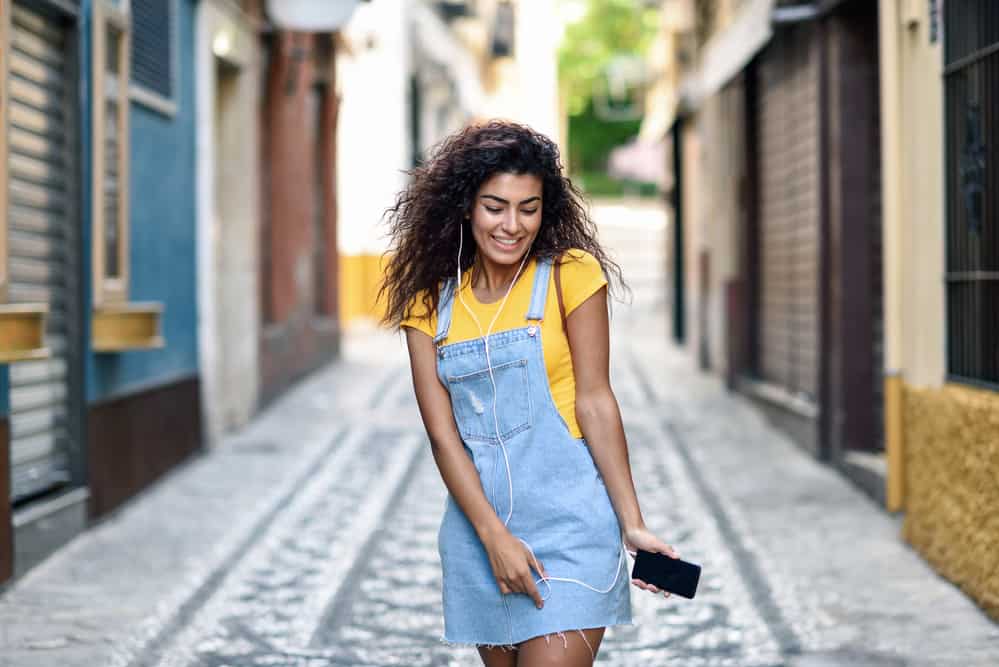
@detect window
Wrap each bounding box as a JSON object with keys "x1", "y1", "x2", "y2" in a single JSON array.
[
  {"x1": 92, "y1": 0, "x2": 130, "y2": 305},
  {"x1": 944, "y1": 0, "x2": 999, "y2": 387},
  {"x1": 129, "y1": 0, "x2": 177, "y2": 113},
  {"x1": 491, "y1": 1, "x2": 514, "y2": 58}
]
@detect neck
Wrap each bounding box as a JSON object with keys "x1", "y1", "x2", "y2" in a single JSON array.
[{"x1": 472, "y1": 251, "x2": 529, "y2": 293}]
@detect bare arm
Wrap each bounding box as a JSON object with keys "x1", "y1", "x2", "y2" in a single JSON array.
[
  {"x1": 403, "y1": 327, "x2": 547, "y2": 607},
  {"x1": 566, "y1": 286, "x2": 680, "y2": 596}
]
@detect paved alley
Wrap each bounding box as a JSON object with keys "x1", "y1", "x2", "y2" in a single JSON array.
[{"x1": 0, "y1": 202, "x2": 997, "y2": 666}]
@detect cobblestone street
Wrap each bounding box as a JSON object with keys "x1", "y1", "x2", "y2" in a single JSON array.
[{"x1": 1, "y1": 203, "x2": 997, "y2": 666}]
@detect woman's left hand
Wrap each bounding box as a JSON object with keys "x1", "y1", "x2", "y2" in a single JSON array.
[{"x1": 624, "y1": 525, "x2": 680, "y2": 598}]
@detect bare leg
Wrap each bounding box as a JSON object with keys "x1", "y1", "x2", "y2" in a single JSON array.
[
  {"x1": 516, "y1": 627, "x2": 606, "y2": 666},
  {"x1": 478, "y1": 644, "x2": 519, "y2": 667}
]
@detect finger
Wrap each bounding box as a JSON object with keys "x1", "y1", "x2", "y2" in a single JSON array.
[
  {"x1": 498, "y1": 581, "x2": 511, "y2": 595},
  {"x1": 656, "y1": 543, "x2": 680, "y2": 558},
  {"x1": 523, "y1": 576, "x2": 544, "y2": 609},
  {"x1": 631, "y1": 578, "x2": 655, "y2": 593},
  {"x1": 631, "y1": 578, "x2": 651, "y2": 591}
]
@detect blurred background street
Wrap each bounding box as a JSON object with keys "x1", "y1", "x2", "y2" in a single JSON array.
[{"x1": 0, "y1": 0, "x2": 997, "y2": 665}]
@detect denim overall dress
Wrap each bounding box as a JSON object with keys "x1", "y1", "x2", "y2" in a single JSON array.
[{"x1": 434, "y1": 257, "x2": 632, "y2": 647}]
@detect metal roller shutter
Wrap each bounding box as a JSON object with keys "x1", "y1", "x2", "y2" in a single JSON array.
[
  {"x1": 755, "y1": 27, "x2": 821, "y2": 402},
  {"x1": 6, "y1": 2, "x2": 77, "y2": 503}
]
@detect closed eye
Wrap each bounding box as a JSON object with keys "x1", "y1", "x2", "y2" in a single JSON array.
[
  {"x1": 485, "y1": 206, "x2": 503, "y2": 213},
  {"x1": 522, "y1": 208, "x2": 539, "y2": 214}
]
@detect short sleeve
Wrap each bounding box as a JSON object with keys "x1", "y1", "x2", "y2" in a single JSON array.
[
  {"x1": 400, "y1": 289, "x2": 437, "y2": 338},
  {"x1": 558, "y1": 249, "x2": 608, "y2": 315}
]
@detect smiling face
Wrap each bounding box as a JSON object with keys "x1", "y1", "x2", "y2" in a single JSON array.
[{"x1": 469, "y1": 172, "x2": 543, "y2": 268}]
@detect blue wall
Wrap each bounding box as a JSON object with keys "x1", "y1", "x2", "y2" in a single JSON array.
[{"x1": 85, "y1": 0, "x2": 200, "y2": 403}]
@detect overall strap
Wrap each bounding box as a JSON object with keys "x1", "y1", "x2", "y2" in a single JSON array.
[
  {"x1": 525, "y1": 257, "x2": 553, "y2": 322},
  {"x1": 434, "y1": 278, "x2": 456, "y2": 344}
]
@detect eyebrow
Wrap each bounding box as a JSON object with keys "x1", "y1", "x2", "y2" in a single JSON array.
[{"x1": 480, "y1": 194, "x2": 541, "y2": 206}]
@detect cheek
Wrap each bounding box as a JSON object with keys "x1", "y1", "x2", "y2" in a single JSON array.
[{"x1": 469, "y1": 215, "x2": 492, "y2": 239}]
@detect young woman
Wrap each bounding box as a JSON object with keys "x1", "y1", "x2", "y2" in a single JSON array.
[{"x1": 380, "y1": 120, "x2": 678, "y2": 666}]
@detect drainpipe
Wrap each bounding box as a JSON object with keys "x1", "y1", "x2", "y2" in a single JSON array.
[{"x1": 877, "y1": 0, "x2": 905, "y2": 513}]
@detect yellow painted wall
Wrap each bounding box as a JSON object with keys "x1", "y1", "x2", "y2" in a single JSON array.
[
  {"x1": 902, "y1": 382, "x2": 999, "y2": 621},
  {"x1": 339, "y1": 253, "x2": 389, "y2": 326}
]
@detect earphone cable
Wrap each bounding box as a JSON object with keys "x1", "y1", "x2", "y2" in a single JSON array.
[{"x1": 453, "y1": 225, "x2": 626, "y2": 599}]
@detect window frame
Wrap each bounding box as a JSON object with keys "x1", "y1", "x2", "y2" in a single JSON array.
[
  {"x1": 92, "y1": 0, "x2": 131, "y2": 305},
  {"x1": 128, "y1": 0, "x2": 179, "y2": 116}
]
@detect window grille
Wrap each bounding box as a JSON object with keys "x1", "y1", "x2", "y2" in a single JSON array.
[{"x1": 944, "y1": 1, "x2": 999, "y2": 387}]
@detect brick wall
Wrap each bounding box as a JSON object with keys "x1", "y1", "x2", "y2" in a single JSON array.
[{"x1": 258, "y1": 32, "x2": 339, "y2": 405}]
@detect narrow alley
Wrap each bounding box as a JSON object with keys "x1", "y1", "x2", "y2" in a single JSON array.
[{"x1": 0, "y1": 204, "x2": 995, "y2": 667}]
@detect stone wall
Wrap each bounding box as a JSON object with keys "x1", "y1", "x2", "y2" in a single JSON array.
[{"x1": 902, "y1": 382, "x2": 999, "y2": 621}]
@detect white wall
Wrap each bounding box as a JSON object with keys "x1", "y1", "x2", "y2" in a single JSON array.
[
  {"x1": 195, "y1": 1, "x2": 260, "y2": 444},
  {"x1": 336, "y1": 0, "x2": 411, "y2": 258},
  {"x1": 481, "y1": 0, "x2": 563, "y2": 144}
]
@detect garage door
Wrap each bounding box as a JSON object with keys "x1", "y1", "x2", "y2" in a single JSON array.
[{"x1": 6, "y1": 2, "x2": 79, "y2": 503}]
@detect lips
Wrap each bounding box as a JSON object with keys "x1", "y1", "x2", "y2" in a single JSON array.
[{"x1": 491, "y1": 234, "x2": 522, "y2": 250}]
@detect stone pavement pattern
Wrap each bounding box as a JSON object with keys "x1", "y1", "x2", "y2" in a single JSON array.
[
  {"x1": 1, "y1": 201, "x2": 997, "y2": 666},
  {"x1": 1, "y1": 311, "x2": 996, "y2": 667}
]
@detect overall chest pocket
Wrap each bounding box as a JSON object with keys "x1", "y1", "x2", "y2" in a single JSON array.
[{"x1": 446, "y1": 358, "x2": 532, "y2": 444}]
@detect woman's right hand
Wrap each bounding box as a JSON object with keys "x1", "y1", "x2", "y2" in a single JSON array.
[{"x1": 481, "y1": 525, "x2": 547, "y2": 609}]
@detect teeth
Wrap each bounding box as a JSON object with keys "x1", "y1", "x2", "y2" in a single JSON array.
[{"x1": 493, "y1": 236, "x2": 518, "y2": 246}]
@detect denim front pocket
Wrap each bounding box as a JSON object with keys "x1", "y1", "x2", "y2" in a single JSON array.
[{"x1": 446, "y1": 358, "x2": 532, "y2": 444}]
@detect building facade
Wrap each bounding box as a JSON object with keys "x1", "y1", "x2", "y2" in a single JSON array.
[
  {"x1": 1, "y1": 0, "x2": 356, "y2": 585},
  {"x1": 654, "y1": 0, "x2": 998, "y2": 621},
  {"x1": 879, "y1": 0, "x2": 999, "y2": 621},
  {"x1": 0, "y1": 0, "x2": 200, "y2": 582}
]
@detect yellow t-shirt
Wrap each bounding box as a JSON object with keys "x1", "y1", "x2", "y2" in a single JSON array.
[{"x1": 401, "y1": 249, "x2": 608, "y2": 439}]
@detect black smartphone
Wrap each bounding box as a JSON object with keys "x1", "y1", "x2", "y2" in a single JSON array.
[{"x1": 631, "y1": 549, "x2": 701, "y2": 599}]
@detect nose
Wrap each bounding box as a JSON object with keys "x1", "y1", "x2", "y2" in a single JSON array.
[{"x1": 501, "y1": 212, "x2": 520, "y2": 235}]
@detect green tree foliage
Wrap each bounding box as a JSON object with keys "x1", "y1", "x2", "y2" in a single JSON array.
[
  {"x1": 568, "y1": 99, "x2": 642, "y2": 173},
  {"x1": 559, "y1": 0, "x2": 660, "y2": 195},
  {"x1": 558, "y1": 0, "x2": 660, "y2": 117}
]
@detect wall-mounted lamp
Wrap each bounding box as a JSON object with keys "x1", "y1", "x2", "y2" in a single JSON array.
[{"x1": 212, "y1": 29, "x2": 233, "y2": 58}]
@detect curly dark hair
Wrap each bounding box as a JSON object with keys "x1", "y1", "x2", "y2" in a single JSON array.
[{"x1": 378, "y1": 119, "x2": 626, "y2": 329}]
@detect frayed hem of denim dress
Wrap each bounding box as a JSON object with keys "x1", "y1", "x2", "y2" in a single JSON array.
[
  {"x1": 440, "y1": 618, "x2": 634, "y2": 661},
  {"x1": 438, "y1": 617, "x2": 635, "y2": 650}
]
